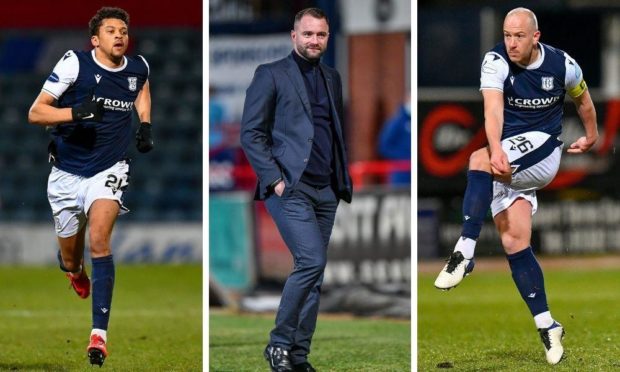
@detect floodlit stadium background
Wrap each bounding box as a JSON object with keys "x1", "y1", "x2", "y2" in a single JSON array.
[
  {"x1": 0, "y1": 0, "x2": 202, "y2": 264},
  {"x1": 418, "y1": 3, "x2": 620, "y2": 370},
  {"x1": 209, "y1": 0, "x2": 412, "y2": 316},
  {"x1": 418, "y1": 2, "x2": 620, "y2": 259}
]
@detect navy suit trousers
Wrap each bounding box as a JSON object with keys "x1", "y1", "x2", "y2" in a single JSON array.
[{"x1": 265, "y1": 181, "x2": 338, "y2": 364}]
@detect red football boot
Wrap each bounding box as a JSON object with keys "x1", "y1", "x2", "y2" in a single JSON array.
[
  {"x1": 66, "y1": 269, "x2": 90, "y2": 299},
  {"x1": 87, "y1": 334, "x2": 108, "y2": 366}
]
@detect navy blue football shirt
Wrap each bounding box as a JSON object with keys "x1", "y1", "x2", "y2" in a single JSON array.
[
  {"x1": 480, "y1": 42, "x2": 586, "y2": 140},
  {"x1": 42, "y1": 49, "x2": 149, "y2": 177}
]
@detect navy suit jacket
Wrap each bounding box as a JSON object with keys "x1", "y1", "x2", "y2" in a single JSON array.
[{"x1": 240, "y1": 53, "x2": 353, "y2": 203}]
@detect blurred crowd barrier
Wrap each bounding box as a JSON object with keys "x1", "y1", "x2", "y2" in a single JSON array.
[
  {"x1": 0, "y1": 222, "x2": 202, "y2": 265},
  {"x1": 210, "y1": 182, "x2": 410, "y2": 293}
]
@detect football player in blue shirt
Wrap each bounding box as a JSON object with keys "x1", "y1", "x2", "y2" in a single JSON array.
[
  {"x1": 28, "y1": 7, "x2": 153, "y2": 366},
  {"x1": 434, "y1": 8, "x2": 597, "y2": 365}
]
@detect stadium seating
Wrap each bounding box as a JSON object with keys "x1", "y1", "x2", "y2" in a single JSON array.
[{"x1": 0, "y1": 29, "x2": 202, "y2": 222}]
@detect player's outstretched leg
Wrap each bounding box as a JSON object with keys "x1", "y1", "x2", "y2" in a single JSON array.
[
  {"x1": 88, "y1": 255, "x2": 115, "y2": 366},
  {"x1": 435, "y1": 168, "x2": 492, "y2": 290},
  {"x1": 507, "y1": 246, "x2": 564, "y2": 364},
  {"x1": 57, "y1": 250, "x2": 91, "y2": 299}
]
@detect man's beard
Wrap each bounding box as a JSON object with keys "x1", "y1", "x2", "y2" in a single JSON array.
[{"x1": 299, "y1": 45, "x2": 324, "y2": 61}]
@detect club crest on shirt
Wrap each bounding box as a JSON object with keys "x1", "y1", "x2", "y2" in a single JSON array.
[
  {"x1": 128, "y1": 77, "x2": 137, "y2": 91},
  {"x1": 541, "y1": 76, "x2": 554, "y2": 91}
]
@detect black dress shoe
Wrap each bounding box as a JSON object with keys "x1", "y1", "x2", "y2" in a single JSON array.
[
  {"x1": 264, "y1": 345, "x2": 293, "y2": 372},
  {"x1": 293, "y1": 361, "x2": 316, "y2": 372}
]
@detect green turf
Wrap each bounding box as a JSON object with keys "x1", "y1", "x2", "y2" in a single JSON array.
[
  {"x1": 0, "y1": 265, "x2": 201, "y2": 371},
  {"x1": 418, "y1": 267, "x2": 620, "y2": 371},
  {"x1": 210, "y1": 311, "x2": 410, "y2": 371}
]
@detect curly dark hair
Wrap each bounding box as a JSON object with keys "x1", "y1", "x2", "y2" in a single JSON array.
[{"x1": 89, "y1": 7, "x2": 130, "y2": 36}]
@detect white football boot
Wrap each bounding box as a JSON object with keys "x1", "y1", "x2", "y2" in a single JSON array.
[
  {"x1": 434, "y1": 251, "x2": 475, "y2": 290},
  {"x1": 538, "y1": 322, "x2": 565, "y2": 365}
]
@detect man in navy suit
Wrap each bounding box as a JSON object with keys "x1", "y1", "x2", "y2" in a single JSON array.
[{"x1": 241, "y1": 7, "x2": 352, "y2": 372}]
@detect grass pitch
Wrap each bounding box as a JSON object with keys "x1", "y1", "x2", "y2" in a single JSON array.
[
  {"x1": 210, "y1": 311, "x2": 410, "y2": 371},
  {"x1": 0, "y1": 264, "x2": 201, "y2": 371},
  {"x1": 418, "y1": 261, "x2": 620, "y2": 371}
]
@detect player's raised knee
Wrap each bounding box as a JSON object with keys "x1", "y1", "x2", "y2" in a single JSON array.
[{"x1": 468, "y1": 148, "x2": 492, "y2": 172}]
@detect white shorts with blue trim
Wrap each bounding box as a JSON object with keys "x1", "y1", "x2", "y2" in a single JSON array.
[
  {"x1": 47, "y1": 160, "x2": 130, "y2": 238},
  {"x1": 491, "y1": 131, "x2": 562, "y2": 217}
]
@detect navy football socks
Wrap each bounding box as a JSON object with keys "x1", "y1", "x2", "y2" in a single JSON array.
[
  {"x1": 91, "y1": 255, "x2": 115, "y2": 330},
  {"x1": 461, "y1": 170, "x2": 493, "y2": 240},
  {"x1": 507, "y1": 247, "x2": 549, "y2": 317}
]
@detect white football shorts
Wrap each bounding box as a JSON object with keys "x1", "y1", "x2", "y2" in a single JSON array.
[
  {"x1": 491, "y1": 131, "x2": 563, "y2": 217},
  {"x1": 48, "y1": 160, "x2": 130, "y2": 238}
]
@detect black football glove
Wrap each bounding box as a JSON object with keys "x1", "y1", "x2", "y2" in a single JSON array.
[
  {"x1": 136, "y1": 122, "x2": 154, "y2": 153},
  {"x1": 71, "y1": 96, "x2": 104, "y2": 121}
]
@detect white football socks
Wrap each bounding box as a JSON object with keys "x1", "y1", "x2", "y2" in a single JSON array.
[
  {"x1": 534, "y1": 311, "x2": 554, "y2": 329},
  {"x1": 455, "y1": 237, "x2": 476, "y2": 259},
  {"x1": 91, "y1": 328, "x2": 107, "y2": 342}
]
